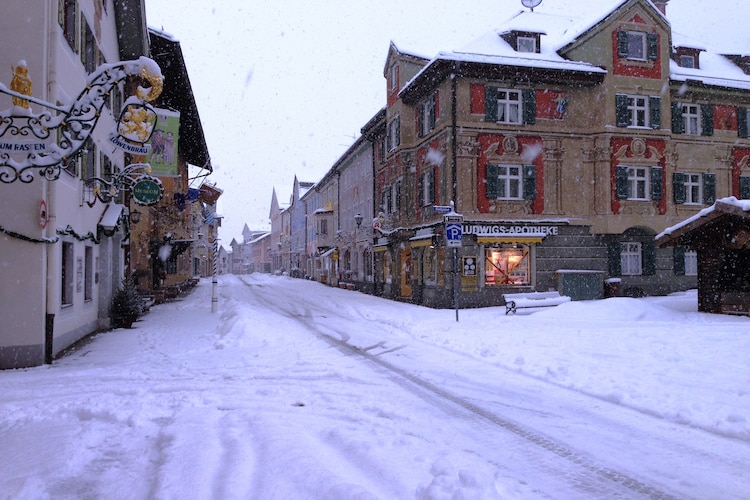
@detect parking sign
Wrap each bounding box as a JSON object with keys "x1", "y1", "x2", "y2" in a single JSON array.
[{"x1": 445, "y1": 214, "x2": 463, "y2": 247}]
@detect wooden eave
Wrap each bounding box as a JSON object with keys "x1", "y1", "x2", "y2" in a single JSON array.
[
  {"x1": 399, "y1": 59, "x2": 605, "y2": 105},
  {"x1": 656, "y1": 201, "x2": 750, "y2": 248}
]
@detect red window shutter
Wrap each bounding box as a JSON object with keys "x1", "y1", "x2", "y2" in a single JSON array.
[{"x1": 470, "y1": 84, "x2": 485, "y2": 114}]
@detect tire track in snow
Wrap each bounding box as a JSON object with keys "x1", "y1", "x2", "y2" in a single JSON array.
[{"x1": 238, "y1": 276, "x2": 678, "y2": 498}]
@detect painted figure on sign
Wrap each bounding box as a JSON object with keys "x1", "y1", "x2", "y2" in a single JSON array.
[{"x1": 10, "y1": 60, "x2": 32, "y2": 109}]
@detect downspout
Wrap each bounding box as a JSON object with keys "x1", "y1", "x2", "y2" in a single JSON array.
[
  {"x1": 44, "y1": 2, "x2": 58, "y2": 364},
  {"x1": 451, "y1": 68, "x2": 458, "y2": 206}
]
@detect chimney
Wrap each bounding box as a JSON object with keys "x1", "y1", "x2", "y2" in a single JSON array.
[{"x1": 652, "y1": 0, "x2": 669, "y2": 15}]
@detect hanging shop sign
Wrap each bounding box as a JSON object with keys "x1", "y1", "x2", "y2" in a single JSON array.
[
  {"x1": 145, "y1": 108, "x2": 180, "y2": 176},
  {"x1": 131, "y1": 176, "x2": 164, "y2": 205},
  {"x1": 109, "y1": 99, "x2": 158, "y2": 155}
]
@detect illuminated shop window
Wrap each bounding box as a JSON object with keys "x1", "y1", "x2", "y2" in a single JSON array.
[{"x1": 484, "y1": 244, "x2": 530, "y2": 285}]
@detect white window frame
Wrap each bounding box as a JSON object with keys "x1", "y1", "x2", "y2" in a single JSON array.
[
  {"x1": 517, "y1": 36, "x2": 536, "y2": 53},
  {"x1": 387, "y1": 116, "x2": 400, "y2": 152},
  {"x1": 418, "y1": 95, "x2": 436, "y2": 136},
  {"x1": 497, "y1": 165, "x2": 523, "y2": 200},
  {"x1": 389, "y1": 63, "x2": 398, "y2": 91},
  {"x1": 627, "y1": 166, "x2": 650, "y2": 200},
  {"x1": 685, "y1": 250, "x2": 698, "y2": 276},
  {"x1": 84, "y1": 246, "x2": 93, "y2": 302},
  {"x1": 680, "y1": 55, "x2": 695, "y2": 68},
  {"x1": 496, "y1": 90, "x2": 522, "y2": 124},
  {"x1": 684, "y1": 173, "x2": 703, "y2": 205},
  {"x1": 626, "y1": 31, "x2": 647, "y2": 61},
  {"x1": 420, "y1": 171, "x2": 433, "y2": 207},
  {"x1": 627, "y1": 95, "x2": 649, "y2": 127},
  {"x1": 682, "y1": 104, "x2": 701, "y2": 135},
  {"x1": 621, "y1": 241, "x2": 643, "y2": 276}
]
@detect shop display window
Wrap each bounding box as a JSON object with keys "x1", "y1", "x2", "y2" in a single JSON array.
[{"x1": 485, "y1": 244, "x2": 530, "y2": 285}]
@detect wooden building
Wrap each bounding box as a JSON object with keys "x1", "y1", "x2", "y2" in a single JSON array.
[{"x1": 656, "y1": 197, "x2": 750, "y2": 315}]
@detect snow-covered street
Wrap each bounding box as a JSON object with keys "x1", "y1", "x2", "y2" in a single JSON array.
[{"x1": 1, "y1": 274, "x2": 749, "y2": 499}]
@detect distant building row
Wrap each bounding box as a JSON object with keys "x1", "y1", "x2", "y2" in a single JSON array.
[{"x1": 233, "y1": 0, "x2": 750, "y2": 308}]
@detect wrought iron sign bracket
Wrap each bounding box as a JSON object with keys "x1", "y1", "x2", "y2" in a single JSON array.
[{"x1": 0, "y1": 56, "x2": 163, "y2": 184}]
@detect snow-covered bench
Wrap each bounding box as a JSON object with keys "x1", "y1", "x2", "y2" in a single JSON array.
[{"x1": 503, "y1": 291, "x2": 571, "y2": 315}]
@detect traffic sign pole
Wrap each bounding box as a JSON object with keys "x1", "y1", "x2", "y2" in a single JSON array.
[{"x1": 444, "y1": 203, "x2": 463, "y2": 321}]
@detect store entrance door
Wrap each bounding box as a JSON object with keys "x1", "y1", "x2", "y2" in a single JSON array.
[{"x1": 400, "y1": 247, "x2": 412, "y2": 297}]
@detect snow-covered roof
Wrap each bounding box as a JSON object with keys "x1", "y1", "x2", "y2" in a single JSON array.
[
  {"x1": 400, "y1": 0, "x2": 750, "y2": 100},
  {"x1": 669, "y1": 51, "x2": 750, "y2": 92},
  {"x1": 656, "y1": 197, "x2": 750, "y2": 244}
]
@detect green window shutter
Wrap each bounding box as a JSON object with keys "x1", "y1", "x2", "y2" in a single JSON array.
[
  {"x1": 673, "y1": 172, "x2": 686, "y2": 204},
  {"x1": 522, "y1": 89, "x2": 536, "y2": 125},
  {"x1": 740, "y1": 176, "x2": 750, "y2": 199},
  {"x1": 673, "y1": 246, "x2": 686, "y2": 276},
  {"x1": 486, "y1": 164, "x2": 498, "y2": 199},
  {"x1": 616, "y1": 165, "x2": 629, "y2": 199},
  {"x1": 738, "y1": 107, "x2": 748, "y2": 138},
  {"x1": 523, "y1": 165, "x2": 537, "y2": 201},
  {"x1": 417, "y1": 106, "x2": 424, "y2": 138},
  {"x1": 649, "y1": 96, "x2": 661, "y2": 129},
  {"x1": 418, "y1": 174, "x2": 424, "y2": 206},
  {"x1": 647, "y1": 33, "x2": 659, "y2": 61},
  {"x1": 671, "y1": 102, "x2": 684, "y2": 134},
  {"x1": 608, "y1": 242, "x2": 622, "y2": 276},
  {"x1": 642, "y1": 243, "x2": 656, "y2": 276},
  {"x1": 701, "y1": 104, "x2": 714, "y2": 136},
  {"x1": 617, "y1": 30, "x2": 629, "y2": 57},
  {"x1": 429, "y1": 93, "x2": 437, "y2": 129},
  {"x1": 703, "y1": 173, "x2": 716, "y2": 204},
  {"x1": 616, "y1": 94, "x2": 629, "y2": 127},
  {"x1": 485, "y1": 86, "x2": 498, "y2": 122},
  {"x1": 650, "y1": 166, "x2": 663, "y2": 201}
]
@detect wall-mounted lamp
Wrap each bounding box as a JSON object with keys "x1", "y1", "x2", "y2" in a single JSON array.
[{"x1": 129, "y1": 209, "x2": 141, "y2": 224}]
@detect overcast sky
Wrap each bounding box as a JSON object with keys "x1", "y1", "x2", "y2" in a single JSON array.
[{"x1": 145, "y1": 0, "x2": 747, "y2": 244}]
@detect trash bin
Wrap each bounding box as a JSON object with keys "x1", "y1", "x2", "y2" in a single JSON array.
[{"x1": 604, "y1": 278, "x2": 621, "y2": 298}]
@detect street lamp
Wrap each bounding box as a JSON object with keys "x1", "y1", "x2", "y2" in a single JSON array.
[{"x1": 354, "y1": 213, "x2": 363, "y2": 228}]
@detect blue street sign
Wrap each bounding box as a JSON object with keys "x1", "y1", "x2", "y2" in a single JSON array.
[
  {"x1": 446, "y1": 221, "x2": 462, "y2": 247},
  {"x1": 433, "y1": 205, "x2": 452, "y2": 214}
]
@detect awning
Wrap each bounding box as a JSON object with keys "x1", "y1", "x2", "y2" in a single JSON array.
[
  {"x1": 98, "y1": 203, "x2": 124, "y2": 231},
  {"x1": 320, "y1": 247, "x2": 337, "y2": 258},
  {"x1": 410, "y1": 238, "x2": 434, "y2": 248},
  {"x1": 478, "y1": 235, "x2": 544, "y2": 244}
]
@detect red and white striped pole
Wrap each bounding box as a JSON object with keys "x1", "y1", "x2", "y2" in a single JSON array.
[{"x1": 211, "y1": 236, "x2": 218, "y2": 313}]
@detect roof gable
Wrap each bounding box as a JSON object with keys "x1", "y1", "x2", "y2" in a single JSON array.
[{"x1": 656, "y1": 197, "x2": 750, "y2": 248}]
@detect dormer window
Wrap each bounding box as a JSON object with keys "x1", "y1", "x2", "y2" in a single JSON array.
[
  {"x1": 501, "y1": 31, "x2": 542, "y2": 54},
  {"x1": 680, "y1": 55, "x2": 695, "y2": 68},
  {"x1": 674, "y1": 46, "x2": 702, "y2": 69},
  {"x1": 517, "y1": 36, "x2": 537, "y2": 53}
]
